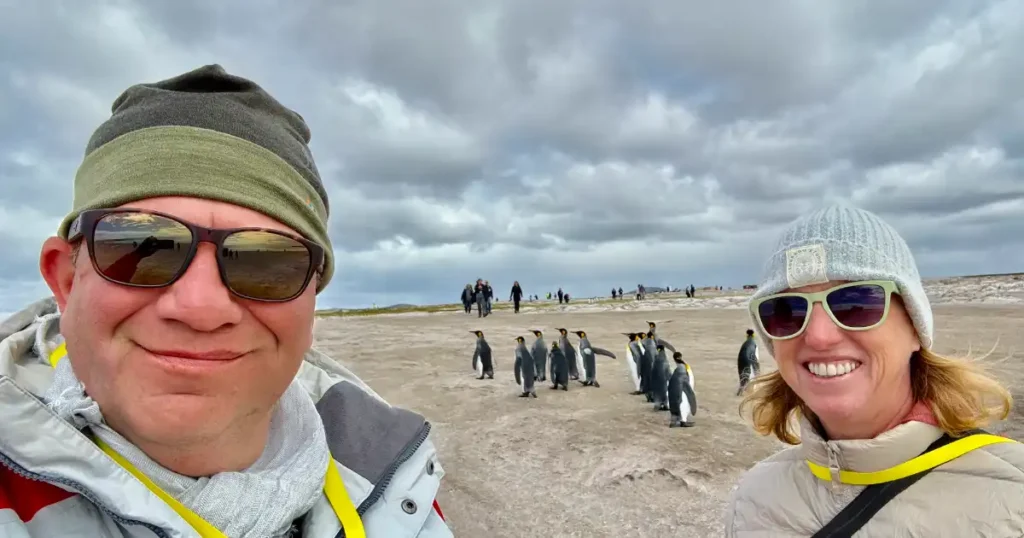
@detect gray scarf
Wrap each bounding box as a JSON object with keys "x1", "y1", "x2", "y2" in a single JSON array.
[{"x1": 43, "y1": 353, "x2": 330, "y2": 538}]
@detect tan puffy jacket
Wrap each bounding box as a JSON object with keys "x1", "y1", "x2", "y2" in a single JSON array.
[{"x1": 724, "y1": 415, "x2": 1024, "y2": 537}]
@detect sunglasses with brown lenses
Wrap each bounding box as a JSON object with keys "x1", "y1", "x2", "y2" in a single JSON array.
[{"x1": 68, "y1": 208, "x2": 325, "y2": 302}]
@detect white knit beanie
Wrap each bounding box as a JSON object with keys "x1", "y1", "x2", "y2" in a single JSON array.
[{"x1": 748, "y1": 204, "x2": 934, "y2": 356}]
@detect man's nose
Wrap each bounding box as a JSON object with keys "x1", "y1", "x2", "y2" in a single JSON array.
[
  {"x1": 802, "y1": 302, "x2": 843, "y2": 349},
  {"x1": 154, "y1": 244, "x2": 243, "y2": 331}
]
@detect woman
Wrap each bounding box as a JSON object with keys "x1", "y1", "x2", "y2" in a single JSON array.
[
  {"x1": 725, "y1": 205, "x2": 1024, "y2": 537},
  {"x1": 510, "y1": 281, "x2": 524, "y2": 313}
]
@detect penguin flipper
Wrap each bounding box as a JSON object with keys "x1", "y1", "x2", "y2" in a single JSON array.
[
  {"x1": 593, "y1": 347, "x2": 616, "y2": 359},
  {"x1": 656, "y1": 338, "x2": 677, "y2": 353}
]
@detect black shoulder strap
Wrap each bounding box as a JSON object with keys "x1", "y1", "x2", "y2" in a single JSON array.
[{"x1": 811, "y1": 429, "x2": 986, "y2": 538}]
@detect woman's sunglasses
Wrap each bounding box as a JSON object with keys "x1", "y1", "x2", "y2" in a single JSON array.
[
  {"x1": 68, "y1": 208, "x2": 325, "y2": 302},
  {"x1": 750, "y1": 280, "x2": 900, "y2": 340}
]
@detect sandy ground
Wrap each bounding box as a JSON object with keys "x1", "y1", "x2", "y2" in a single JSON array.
[{"x1": 312, "y1": 274, "x2": 1024, "y2": 537}]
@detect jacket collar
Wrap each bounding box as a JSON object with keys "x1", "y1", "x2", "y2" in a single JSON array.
[{"x1": 798, "y1": 413, "x2": 944, "y2": 474}]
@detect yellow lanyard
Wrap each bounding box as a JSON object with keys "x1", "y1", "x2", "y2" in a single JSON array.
[
  {"x1": 806, "y1": 432, "x2": 1016, "y2": 486},
  {"x1": 49, "y1": 343, "x2": 366, "y2": 538}
]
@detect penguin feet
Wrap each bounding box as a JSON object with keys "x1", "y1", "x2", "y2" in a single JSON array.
[
  {"x1": 561, "y1": 385, "x2": 568, "y2": 391},
  {"x1": 476, "y1": 376, "x2": 485, "y2": 380},
  {"x1": 592, "y1": 381, "x2": 600, "y2": 388},
  {"x1": 531, "y1": 392, "x2": 538, "y2": 398},
  {"x1": 681, "y1": 421, "x2": 695, "y2": 427},
  {"x1": 518, "y1": 392, "x2": 531, "y2": 398},
  {"x1": 630, "y1": 390, "x2": 644, "y2": 395},
  {"x1": 550, "y1": 384, "x2": 559, "y2": 390}
]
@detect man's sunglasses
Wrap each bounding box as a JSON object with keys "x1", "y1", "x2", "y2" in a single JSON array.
[
  {"x1": 750, "y1": 280, "x2": 900, "y2": 340},
  {"x1": 68, "y1": 208, "x2": 325, "y2": 302}
]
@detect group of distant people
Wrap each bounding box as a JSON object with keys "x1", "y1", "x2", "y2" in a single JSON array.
[
  {"x1": 608, "y1": 284, "x2": 699, "y2": 300},
  {"x1": 461, "y1": 279, "x2": 494, "y2": 317}
]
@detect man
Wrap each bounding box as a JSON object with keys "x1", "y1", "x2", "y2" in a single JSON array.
[
  {"x1": 0, "y1": 65, "x2": 452, "y2": 537},
  {"x1": 474, "y1": 278, "x2": 487, "y2": 317}
]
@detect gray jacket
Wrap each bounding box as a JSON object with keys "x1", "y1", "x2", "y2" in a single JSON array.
[{"x1": 0, "y1": 297, "x2": 454, "y2": 537}]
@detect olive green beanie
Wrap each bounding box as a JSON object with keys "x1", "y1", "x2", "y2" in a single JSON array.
[{"x1": 59, "y1": 64, "x2": 335, "y2": 292}]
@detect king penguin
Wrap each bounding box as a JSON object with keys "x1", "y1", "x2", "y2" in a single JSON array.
[
  {"x1": 572, "y1": 330, "x2": 616, "y2": 387},
  {"x1": 530, "y1": 329, "x2": 547, "y2": 382},
  {"x1": 668, "y1": 351, "x2": 697, "y2": 427},
  {"x1": 555, "y1": 328, "x2": 580, "y2": 380},
  {"x1": 470, "y1": 330, "x2": 494, "y2": 380},
  {"x1": 736, "y1": 329, "x2": 760, "y2": 396},
  {"x1": 645, "y1": 320, "x2": 674, "y2": 339},
  {"x1": 649, "y1": 343, "x2": 673, "y2": 411},
  {"x1": 639, "y1": 332, "x2": 676, "y2": 402},
  {"x1": 621, "y1": 332, "x2": 644, "y2": 394},
  {"x1": 514, "y1": 336, "x2": 537, "y2": 398},
  {"x1": 548, "y1": 340, "x2": 569, "y2": 391}
]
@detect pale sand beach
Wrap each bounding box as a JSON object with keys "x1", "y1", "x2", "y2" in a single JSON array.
[{"x1": 313, "y1": 274, "x2": 1024, "y2": 537}]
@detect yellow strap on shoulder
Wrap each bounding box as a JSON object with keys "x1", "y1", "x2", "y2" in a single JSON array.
[
  {"x1": 325, "y1": 458, "x2": 366, "y2": 538},
  {"x1": 806, "y1": 433, "x2": 1017, "y2": 485},
  {"x1": 94, "y1": 436, "x2": 229, "y2": 538},
  {"x1": 49, "y1": 342, "x2": 67, "y2": 368},
  {"x1": 49, "y1": 346, "x2": 366, "y2": 538}
]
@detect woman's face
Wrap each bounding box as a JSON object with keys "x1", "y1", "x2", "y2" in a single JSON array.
[{"x1": 771, "y1": 281, "x2": 922, "y2": 432}]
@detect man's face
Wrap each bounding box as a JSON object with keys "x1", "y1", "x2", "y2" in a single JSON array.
[{"x1": 41, "y1": 196, "x2": 318, "y2": 451}]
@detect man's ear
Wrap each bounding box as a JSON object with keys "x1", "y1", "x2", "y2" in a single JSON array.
[{"x1": 40, "y1": 237, "x2": 77, "y2": 312}]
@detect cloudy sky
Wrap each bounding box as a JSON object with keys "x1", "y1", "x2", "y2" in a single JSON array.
[{"x1": 1, "y1": 1, "x2": 1023, "y2": 310}]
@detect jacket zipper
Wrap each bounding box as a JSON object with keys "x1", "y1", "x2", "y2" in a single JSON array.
[
  {"x1": 354, "y1": 421, "x2": 432, "y2": 517},
  {"x1": 826, "y1": 443, "x2": 842, "y2": 491},
  {"x1": 0, "y1": 449, "x2": 172, "y2": 537},
  {"x1": 334, "y1": 422, "x2": 431, "y2": 538}
]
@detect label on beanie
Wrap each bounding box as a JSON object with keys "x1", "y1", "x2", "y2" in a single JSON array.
[{"x1": 786, "y1": 243, "x2": 828, "y2": 288}]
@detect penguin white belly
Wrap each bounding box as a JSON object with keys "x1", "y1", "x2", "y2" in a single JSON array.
[
  {"x1": 625, "y1": 345, "x2": 640, "y2": 390},
  {"x1": 475, "y1": 356, "x2": 483, "y2": 377},
  {"x1": 675, "y1": 397, "x2": 691, "y2": 421},
  {"x1": 576, "y1": 348, "x2": 587, "y2": 378}
]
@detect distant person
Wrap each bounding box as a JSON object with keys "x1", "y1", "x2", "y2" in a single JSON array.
[
  {"x1": 461, "y1": 283, "x2": 474, "y2": 314},
  {"x1": 726, "y1": 205, "x2": 1023, "y2": 536},
  {"x1": 0, "y1": 65, "x2": 452, "y2": 537},
  {"x1": 510, "y1": 281, "x2": 524, "y2": 313},
  {"x1": 557, "y1": 287, "x2": 564, "y2": 304},
  {"x1": 618, "y1": 287, "x2": 623, "y2": 299},
  {"x1": 483, "y1": 280, "x2": 494, "y2": 314},
  {"x1": 475, "y1": 278, "x2": 487, "y2": 317},
  {"x1": 564, "y1": 293, "x2": 570, "y2": 303},
  {"x1": 690, "y1": 284, "x2": 695, "y2": 297},
  {"x1": 611, "y1": 288, "x2": 617, "y2": 299}
]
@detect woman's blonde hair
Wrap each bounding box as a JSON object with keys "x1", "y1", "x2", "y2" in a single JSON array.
[{"x1": 740, "y1": 347, "x2": 1014, "y2": 444}]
